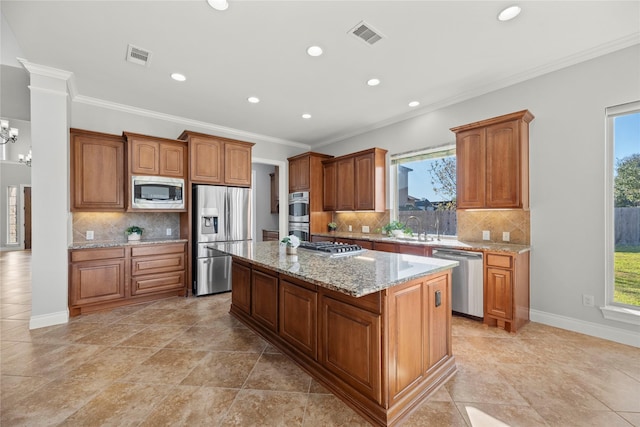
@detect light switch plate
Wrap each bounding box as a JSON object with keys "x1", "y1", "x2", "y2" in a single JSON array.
[
  {"x1": 362, "y1": 226, "x2": 370, "y2": 233},
  {"x1": 502, "y1": 231, "x2": 510, "y2": 242},
  {"x1": 86, "y1": 230, "x2": 94, "y2": 240},
  {"x1": 348, "y1": 225, "x2": 352, "y2": 232},
  {"x1": 166, "y1": 228, "x2": 172, "y2": 236},
  {"x1": 482, "y1": 230, "x2": 490, "y2": 240}
]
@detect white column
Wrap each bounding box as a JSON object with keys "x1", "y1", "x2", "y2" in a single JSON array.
[{"x1": 19, "y1": 59, "x2": 73, "y2": 329}]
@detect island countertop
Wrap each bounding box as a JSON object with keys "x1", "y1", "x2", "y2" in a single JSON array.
[{"x1": 211, "y1": 240, "x2": 458, "y2": 298}]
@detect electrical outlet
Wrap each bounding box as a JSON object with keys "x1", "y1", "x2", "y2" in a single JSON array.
[
  {"x1": 502, "y1": 231, "x2": 510, "y2": 242},
  {"x1": 482, "y1": 230, "x2": 490, "y2": 241},
  {"x1": 348, "y1": 225, "x2": 352, "y2": 232},
  {"x1": 86, "y1": 230, "x2": 94, "y2": 240},
  {"x1": 166, "y1": 228, "x2": 172, "y2": 236},
  {"x1": 362, "y1": 225, "x2": 370, "y2": 233},
  {"x1": 583, "y1": 294, "x2": 595, "y2": 307}
]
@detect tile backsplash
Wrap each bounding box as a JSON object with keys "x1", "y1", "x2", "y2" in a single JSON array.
[
  {"x1": 334, "y1": 211, "x2": 391, "y2": 235},
  {"x1": 457, "y1": 209, "x2": 530, "y2": 245},
  {"x1": 73, "y1": 212, "x2": 181, "y2": 242}
]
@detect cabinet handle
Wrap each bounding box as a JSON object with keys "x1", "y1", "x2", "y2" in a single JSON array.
[{"x1": 435, "y1": 290, "x2": 441, "y2": 307}]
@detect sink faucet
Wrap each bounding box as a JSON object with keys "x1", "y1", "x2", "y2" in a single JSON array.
[{"x1": 403, "y1": 216, "x2": 422, "y2": 239}]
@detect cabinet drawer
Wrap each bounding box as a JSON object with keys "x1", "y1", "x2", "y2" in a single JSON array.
[
  {"x1": 70, "y1": 259, "x2": 126, "y2": 305},
  {"x1": 486, "y1": 253, "x2": 512, "y2": 269},
  {"x1": 130, "y1": 243, "x2": 186, "y2": 257},
  {"x1": 131, "y1": 271, "x2": 185, "y2": 295},
  {"x1": 131, "y1": 253, "x2": 185, "y2": 276},
  {"x1": 70, "y1": 247, "x2": 125, "y2": 262}
]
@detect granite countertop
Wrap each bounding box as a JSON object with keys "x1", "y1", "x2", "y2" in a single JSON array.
[
  {"x1": 212, "y1": 241, "x2": 458, "y2": 298},
  {"x1": 69, "y1": 238, "x2": 188, "y2": 250},
  {"x1": 313, "y1": 231, "x2": 531, "y2": 254}
]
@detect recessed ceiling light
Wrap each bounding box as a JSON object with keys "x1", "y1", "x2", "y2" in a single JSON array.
[
  {"x1": 302, "y1": 113, "x2": 312, "y2": 119},
  {"x1": 170, "y1": 73, "x2": 186, "y2": 82},
  {"x1": 498, "y1": 5, "x2": 521, "y2": 21},
  {"x1": 207, "y1": 0, "x2": 229, "y2": 11},
  {"x1": 306, "y1": 46, "x2": 323, "y2": 57},
  {"x1": 367, "y1": 78, "x2": 381, "y2": 86},
  {"x1": 408, "y1": 101, "x2": 420, "y2": 107},
  {"x1": 247, "y1": 96, "x2": 260, "y2": 104}
]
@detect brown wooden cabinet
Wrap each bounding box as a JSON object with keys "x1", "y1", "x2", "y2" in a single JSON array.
[
  {"x1": 70, "y1": 128, "x2": 125, "y2": 212},
  {"x1": 125, "y1": 132, "x2": 187, "y2": 178},
  {"x1": 280, "y1": 279, "x2": 317, "y2": 359},
  {"x1": 251, "y1": 267, "x2": 279, "y2": 332},
  {"x1": 372, "y1": 241, "x2": 431, "y2": 256},
  {"x1": 451, "y1": 110, "x2": 533, "y2": 209},
  {"x1": 178, "y1": 131, "x2": 254, "y2": 187},
  {"x1": 69, "y1": 242, "x2": 187, "y2": 316},
  {"x1": 483, "y1": 251, "x2": 530, "y2": 333},
  {"x1": 69, "y1": 247, "x2": 126, "y2": 307},
  {"x1": 269, "y1": 166, "x2": 279, "y2": 213},
  {"x1": 231, "y1": 259, "x2": 251, "y2": 315},
  {"x1": 322, "y1": 148, "x2": 387, "y2": 212},
  {"x1": 262, "y1": 229, "x2": 279, "y2": 242},
  {"x1": 287, "y1": 152, "x2": 334, "y2": 234}
]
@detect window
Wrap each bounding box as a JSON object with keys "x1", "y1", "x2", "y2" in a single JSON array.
[
  {"x1": 390, "y1": 146, "x2": 456, "y2": 237},
  {"x1": 7, "y1": 186, "x2": 18, "y2": 245},
  {"x1": 604, "y1": 101, "x2": 640, "y2": 323}
]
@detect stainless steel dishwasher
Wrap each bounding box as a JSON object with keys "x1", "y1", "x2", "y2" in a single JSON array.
[{"x1": 431, "y1": 248, "x2": 484, "y2": 318}]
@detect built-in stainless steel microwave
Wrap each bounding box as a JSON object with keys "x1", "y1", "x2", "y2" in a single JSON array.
[{"x1": 132, "y1": 176, "x2": 184, "y2": 209}]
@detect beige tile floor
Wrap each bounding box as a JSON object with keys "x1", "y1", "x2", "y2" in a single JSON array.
[{"x1": 1, "y1": 250, "x2": 639, "y2": 426}]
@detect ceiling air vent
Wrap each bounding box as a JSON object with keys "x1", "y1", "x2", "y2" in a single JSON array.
[
  {"x1": 126, "y1": 44, "x2": 152, "y2": 66},
  {"x1": 349, "y1": 21, "x2": 384, "y2": 46}
]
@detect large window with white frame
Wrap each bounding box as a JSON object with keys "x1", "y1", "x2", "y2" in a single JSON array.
[
  {"x1": 604, "y1": 101, "x2": 640, "y2": 323},
  {"x1": 390, "y1": 145, "x2": 457, "y2": 237}
]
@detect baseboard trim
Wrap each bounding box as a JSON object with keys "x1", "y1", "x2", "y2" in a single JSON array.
[
  {"x1": 29, "y1": 310, "x2": 69, "y2": 330},
  {"x1": 530, "y1": 309, "x2": 640, "y2": 348}
]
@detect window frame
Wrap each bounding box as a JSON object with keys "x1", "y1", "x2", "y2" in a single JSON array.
[{"x1": 602, "y1": 100, "x2": 640, "y2": 325}]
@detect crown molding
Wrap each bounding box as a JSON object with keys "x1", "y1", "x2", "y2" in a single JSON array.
[
  {"x1": 17, "y1": 58, "x2": 78, "y2": 98},
  {"x1": 315, "y1": 33, "x2": 640, "y2": 148},
  {"x1": 73, "y1": 94, "x2": 309, "y2": 150}
]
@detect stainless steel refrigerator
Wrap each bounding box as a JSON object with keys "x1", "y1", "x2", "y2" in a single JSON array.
[{"x1": 193, "y1": 185, "x2": 252, "y2": 296}]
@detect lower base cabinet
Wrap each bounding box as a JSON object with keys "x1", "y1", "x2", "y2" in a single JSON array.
[
  {"x1": 69, "y1": 242, "x2": 187, "y2": 316},
  {"x1": 229, "y1": 258, "x2": 455, "y2": 427}
]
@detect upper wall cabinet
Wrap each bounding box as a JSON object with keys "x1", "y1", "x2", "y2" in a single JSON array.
[
  {"x1": 322, "y1": 148, "x2": 387, "y2": 212},
  {"x1": 288, "y1": 154, "x2": 311, "y2": 192},
  {"x1": 178, "y1": 131, "x2": 254, "y2": 187},
  {"x1": 70, "y1": 128, "x2": 125, "y2": 212},
  {"x1": 451, "y1": 110, "x2": 534, "y2": 210},
  {"x1": 124, "y1": 132, "x2": 187, "y2": 179}
]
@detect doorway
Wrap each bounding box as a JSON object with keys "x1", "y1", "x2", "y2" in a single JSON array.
[{"x1": 23, "y1": 186, "x2": 31, "y2": 250}]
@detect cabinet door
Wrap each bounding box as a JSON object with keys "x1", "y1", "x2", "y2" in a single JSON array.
[
  {"x1": 373, "y1": 241, "x2": 396, "y2": 253},
  {"x1": 289, "y1": 156, "x2": 310, "y2": 192},
  {"x1": 224, "y1": 142, "x2": 252, "y2": 186},
  {"x1": 252, "y1": 269, "x2": 279, "y2": 332},
  {"x1": 354, "y1": 152, "x2": 375, "y2": 210},
  {"x1": 336, "y1": 157, "x2": 355, "y2": 210},
  {"x1": 486, "y1": 267, "x2": 513, "y2": 320},
  {"x1": 130, "y1": 139, "x2": 160, "y2": 175},
  {"x1": 232, "y1": 261, "x2": 251, "y2": 314},
  {"x1": 280, "y1": 280, "x2": 317, "y2": 359},
  {"x1": 70, "y1": 259, "x2": 126, "y2": 306},
  {"x1": 190, "y1": 136, "x2": 223, "y2": 183},
  {"x1": 320, "y1": 295, "x2": 381, "y2": 404},
  {"x1": 486, "y1": 120, "x2": 521, "y2": 208},
  {"x1": 456, "y1": 129, "x2": 486, "y2": 209},
  {"x1": 397, "y1": 243, "x2": 427, "y2": 256},
  {"x1": 426, "y1": 274, "x2": 449, "y2": 370},
  {"x1": 322, "y1": 161, "x2": 337, "y2": 211},
  {"x1": 71, "y1": 132, "x2": 124, "y2": 211},
  {"x1": 159, "y1": 142, "x2": 185, "y2": 178}
]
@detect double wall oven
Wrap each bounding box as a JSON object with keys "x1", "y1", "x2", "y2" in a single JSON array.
[{"x1": 288, "y1": 191, "x2": 310, "y2": 241}]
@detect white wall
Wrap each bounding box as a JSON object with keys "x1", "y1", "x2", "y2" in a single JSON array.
[{"x1": 320, "y1": 45, "x2": 640, "y2": 343}]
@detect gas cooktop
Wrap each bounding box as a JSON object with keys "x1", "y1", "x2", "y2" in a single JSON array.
[{"x1": 299, "y1": 241, "x2": 366, "y2": 257}]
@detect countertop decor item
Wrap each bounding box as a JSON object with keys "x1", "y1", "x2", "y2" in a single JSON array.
[
  {"x1": 382, "y1": 220, "x2": 412, "y2": 237},
  {"x1": 125, "y1": 226, "x2": 144, "y2": 241},
  {"x1": 281, "y1": 234, "x2": 300, "y2": 255},
  {"x1": 328, "y1": 222, "x2": 337, "y2": 232}
]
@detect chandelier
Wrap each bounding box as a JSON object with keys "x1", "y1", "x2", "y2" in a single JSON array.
[
  {"x1": 1, "y1": 119, "x2": 19, "y2": 145},
  {"x1": 19, "y1": 149, "x2": 32, "y2": 167}
]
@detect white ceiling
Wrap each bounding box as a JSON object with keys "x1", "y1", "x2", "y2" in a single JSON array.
[{"x1": 2, "y1": 1, "x2": 639, "y2": 147}]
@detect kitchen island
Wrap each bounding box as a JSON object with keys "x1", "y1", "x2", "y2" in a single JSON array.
[{"x1": 213, "y1": 241, "x2": 458, "y2": 427}]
